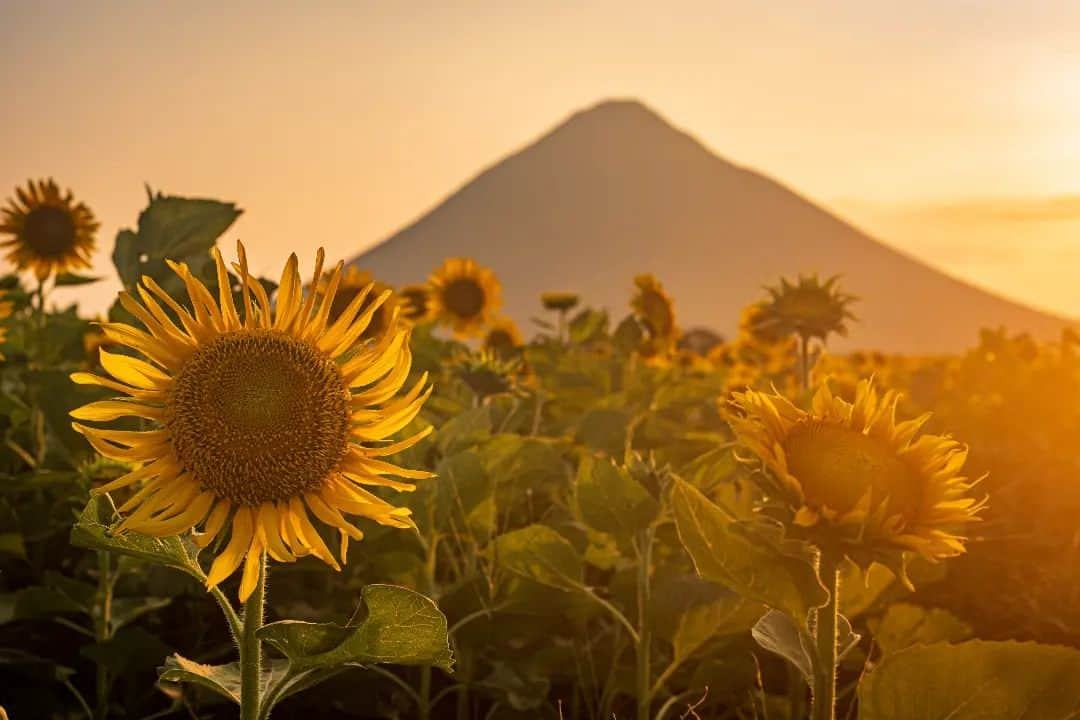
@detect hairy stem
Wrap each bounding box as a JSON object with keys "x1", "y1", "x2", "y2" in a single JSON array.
[
  {"x1": 811, "y1": 553, "x2": 841, "y2": 720},
  {"x1": 239, "y1": 555, "x2": 266, "y2": 720},
  {"x1": 93, "y1": 551, "x2": 114, "y2": 720}
]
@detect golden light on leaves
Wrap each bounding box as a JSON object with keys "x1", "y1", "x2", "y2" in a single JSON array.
[
  {"x1": 729, "y1": 378, "x2": 985, "y2": 574},
  {"x1": 1, "y1": 179, "x2": 99, "y2": 280},
  {"x1": 69, "y1": 242, "x2": 433, "y2": 600},
  {"x1": 428, "y1": 257, "x2": 501, "y2": 338}
]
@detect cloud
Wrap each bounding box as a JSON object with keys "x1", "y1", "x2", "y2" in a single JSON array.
[{"x1": 895, "y1": 196, "x2": 1080, "y2": 225}]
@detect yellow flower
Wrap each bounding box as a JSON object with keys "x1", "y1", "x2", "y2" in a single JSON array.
[
  {"x1": 483, "y1": 317, "x2": 523, "y2": 357},
  {"x1": 399, "y1": 283, "x2": 433, "y2": 323},
  {"x1": 631, "y1": 274, "x2": 679, "y2": 364},
  {"x1": 728, "y1": 378, "x2": 984, "y2": 570},
  {"x1": 69, "y1": 242, "x2": 433, "y2": 601},
  {"x1": 1, "y1": 179, "x2": 98, "y2": 280},
  {"x1": 316, "y1": 266, "x2": 402, "y2": 341},
  {"x1": 756, "y1": 274, "x2": 856, "y2": 343},
  {"x1": 429, "y1": 258, "x2": 501, "y2": 337},
  {"x1": 540, "y1": 291, "x2": 579, "y2": 313}
]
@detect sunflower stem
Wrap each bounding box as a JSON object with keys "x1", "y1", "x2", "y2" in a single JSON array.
[
  {"x1": 799, "y1": 334, "x2": 811, "y2": 392},
  {"x1": 635, "y1": 527, "x2": 654, "y2": 720},
  {"x1": 93, "y1": 550, "x2": 115, "y2": 720},
  {"x1": 811, "y1": 553, "x2": 841, "y2": 720},
  {"x1": 240, "y1": 554, "x2": 266, "y2": 720}
]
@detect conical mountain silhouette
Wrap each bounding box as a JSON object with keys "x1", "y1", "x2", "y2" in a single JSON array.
[{"x1": 352, "y1": 99, "x2": 1067, "y2": 352}]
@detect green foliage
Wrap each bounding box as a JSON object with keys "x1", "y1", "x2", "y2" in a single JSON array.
[{"x1": 858, "y1": 641, "x2": 1080, "y2": 719}]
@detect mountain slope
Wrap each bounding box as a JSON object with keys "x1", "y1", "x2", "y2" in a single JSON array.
[{"x1": 352, "y1": 99, "x2": 1068, "y2": 352}]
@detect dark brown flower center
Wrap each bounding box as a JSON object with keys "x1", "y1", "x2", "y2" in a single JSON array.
[
  {"x1": 167, "y1": 330, "x2": 350, "y2": 505},
  {"x1": 24, "y1": 205, "x2": 77, "y2": 257},
  {"x1": 782, "y1": 420, "x2": 921, "y2": 521},
  {"x1": 443, "y1": 278, "x2": 485, "y2": 318}
]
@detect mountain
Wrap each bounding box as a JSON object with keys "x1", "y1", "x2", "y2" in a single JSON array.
[{"x1": 351, "y1": 99, "x2": 1069, "y2": 352}]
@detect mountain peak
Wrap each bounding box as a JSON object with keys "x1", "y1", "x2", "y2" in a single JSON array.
[{"x1": 352, "y1": 100, "x2": 1067, "y2": 352}]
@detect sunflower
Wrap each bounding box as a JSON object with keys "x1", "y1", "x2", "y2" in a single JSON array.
[
  {"x1": 428, "y1": 258, "x2": 501, "y2": 337},
  {"x1": 399, "y1": 283, "x2": 433, "y2": 323},
  {"x1": 540, "y1": 291, "x2": 579, "y2": 313},
  {"x1": 316, "y1": 266, "x2": 403, "y2": 341},
  {"x1": 756, "y1": 274, "x2": 856, "y2": 343},
  {"x1": 69, "y1": 242, "x2": 433, "y2": 601},
  {"x1": 1, "y1": 179, "x2": 99, "y2": 280},
  {"x1": 631, "y1": 274, "x2": 679, "y2": 363},
  {"x1": 728, "y1": 378, "x2": 984, "y2": 574},
  {"x1": 483, "y1": 317, "x2": 523, "y2": 357}
]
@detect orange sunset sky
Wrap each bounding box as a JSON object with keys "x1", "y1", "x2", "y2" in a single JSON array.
[{"x1": 3, "y1": 1, "x2": 1078, "y2": 317}]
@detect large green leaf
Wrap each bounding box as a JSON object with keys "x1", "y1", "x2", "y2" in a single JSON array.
[
  {"x1": 574, "y1": 455, "x2": 658, "y2": 541},
  {"x1": 867, "y1": 602, "x2": 972, "y2": 657},
  {"x1": 671, "y1": 596, "x2": 765, "y2": 668},
  {"x1": 492, "y1": 524, "x2": 584, "y2": 592},
  {"x1": 69, "y1": 495, "x2": 205, "y2": 581},
  {"x1": 858, "y1": 640, "x2": 1080, "y2": 719},
  {"x1": 670, "y1": 477, "x2": 826, "y2": 629},
  {"x1": 258, "y1": 584, "x2": 452, "y2": 672},
  {"x1": 112, "y1": 191, "x2": 241, "y2": 291}
]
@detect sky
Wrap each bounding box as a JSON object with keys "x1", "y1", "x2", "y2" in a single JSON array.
[{"x1": 2, "y1": 0, "x2": 1078, "y2": 317}]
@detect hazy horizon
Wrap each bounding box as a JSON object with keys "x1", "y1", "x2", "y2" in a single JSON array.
[{"x1": 3, "y1": 1, "x2": 1078, "y2": 318}]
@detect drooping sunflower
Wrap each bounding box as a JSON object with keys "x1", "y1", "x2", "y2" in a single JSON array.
[
  {"x1": 728, "y1": 378, "x2": 984, "y2": 575},
  {"x1": 70, "y1": 242, "x2": 433, "y2": 601},
  {"x1": 1, "y1": 179, "x2": 99, "y2": 280},
  {"x1": 631, "y1": 274, "x2": 679, "y2": 363},
  {"x1": 483, "y1": 317, "x2": 524, "y2": 357},
  {"x1": 756, "y1": 274, "x2": 856, "y2": 343},
  {"x1": 316, "y1": 266, "x2": 402, "y2": 341},
  {"x1": 398, "y1": 283, "x2": 433, "y2": 323},
  {"x1": 428, "y1": 258, "x2": 501, "y2": 337}
]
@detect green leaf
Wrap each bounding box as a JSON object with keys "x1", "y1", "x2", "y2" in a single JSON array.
[
  {"x1": 70, "y1": 496, "x2": 205, "y2": 581},
  {"x1": 568, "y1": 308, "x2": 608, "y2": 344},
  {"x1": 53, "y1": 272, "x2": 102, "y2": 286},
  {"x1": 752, "y1": 609, "x2": 860, "y2": 686},
  {"x1": 867, "y1": 602, "x2": 972, "y2": 657},
  {"x1": 670, "y1": 477, "x2": 827, "y2": 629},
  {"x1": 575, "y1": 408, "x2": 630, "y2": 456},
  {"x1": 112, "y1": 192, "x2": 241, "y2": 290},
  {"x1": 160, "y1": 655, "x2": 241, "y2": 704},
  {"x1": 574, "y1": 455, "x2": 658, "y2": 541},
  {"x1": 258, "y1": 584, "x2": 452, "y2": 672},
  {"x1": 858, "y1": 640, "x2": 1080, "y2": 719},
  {"x1": 672, "y1": 596, "x2": 765, "y2": 667},
  {"x1": 493, "y1": 524, "x2": 584, "y2": 592},
  {"x1": 82, "y1": 627, "x2": 171, "y2": 674},
  {"x1": 0, "y1": 532, "x2": 25, "y2": 559}
]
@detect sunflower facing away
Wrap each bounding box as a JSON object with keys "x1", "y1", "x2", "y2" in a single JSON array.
[
  {"x1": 540, "y1": 291, "x2": 580, "y2": 313},
  {"x1": 70, "y1": 242, "x2": 433, "y2": 601},
  {"x1": 755, "y1": 274, "x2": 856, "y2": 343},
  {"x1": 728, "y1": 378, "x2": 984, "y2": 574},
  {"x1": 631, "y1": 273, "x2": 679, "y2": 362},
  {"x1": 1, "y1": 179, "x2": 99, "y2": 280},
  {"x1": 428, "y1": 258, "x2": 501, "y2": 337}
]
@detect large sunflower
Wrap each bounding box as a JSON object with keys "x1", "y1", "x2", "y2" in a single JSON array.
[
  {"x1": 428, "y1": 258, "x2": 501, "y2": 337},
  {"x1": 316, "y1": 266, "x2": 402, "y2": 341},
  {"x1": 70, "y1": 242, "x2": 433, "y2": 601},
  {"x1": 756, "y1": 274, "x2": 856, "y2": 343},
  {"x1": 728, "y1": 379, "x2": 984, "y2": 572},
  {"x1": 1, "y1": 179, "x2": 98, "y2": 280}
]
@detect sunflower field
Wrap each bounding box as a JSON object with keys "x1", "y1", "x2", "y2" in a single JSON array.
[{"x1": 2, "y1": 184, "x2": 1080, "y2": 720}]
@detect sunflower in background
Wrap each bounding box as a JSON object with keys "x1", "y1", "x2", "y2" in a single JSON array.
[
  {"x1": 70, "y1": 242, "x2": 433, "y2": 601},
  {"x1": 483, "y1": 316, "x2": 524, "y2": 358},
  {"x1": 428, "y1": 258, "x2": 501, "y2": 338},
  {"x1": 316, "y1": 266, "x2": 403, "y2": 341},
  {"x1": 728, "y1": 378, "x2": 985, "y2": 578},
  {"x1": 755, "y1": 274, "x2": 857, "y2": 389},
  {"x1": 631, "y1": 273, "x2": 680, "y2": 364},
  {"x1": 399, "y1": 283, "x2": 433, "y2": 323},
  {"x1": 1, "y1": 179, "x2": 99, "y2": 280}
]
